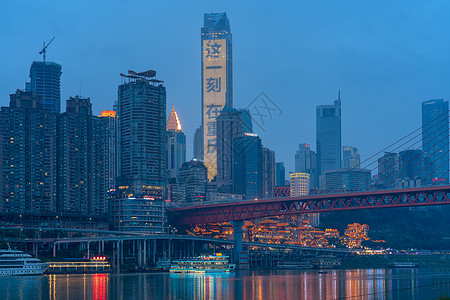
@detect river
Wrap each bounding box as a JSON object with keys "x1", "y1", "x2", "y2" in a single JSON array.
[{"x1": 2, "y1": 268, "x2": 450, "y2": 299}]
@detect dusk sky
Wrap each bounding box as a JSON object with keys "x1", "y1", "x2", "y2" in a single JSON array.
[{"x1": 2, "y1": 0, "x2": 450, "y2": 174}]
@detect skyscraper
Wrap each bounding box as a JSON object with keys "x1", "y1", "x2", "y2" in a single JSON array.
[
  {"x1": 202, "y1": 12, "x2": 233, "y2": 180},
  {"x1": 193, "y1": 125, "x2": 204, "y2": 160},
  {"x1": 316, "y1": 94, "x2": 342, "y2": 178},
  {"x1": 233, "y1": 133, "x2": 262, "y2": 200},
  {"x1": 216, "y1": 107, "x2": 252, "y2": 192},
  {"x1": 343, "y1": 146, "x2": 360, "y2": 169},
  {"x1": 166, "y1": 105, "x2": 186, "y2": 181},
  {"x1": 113, "y1": 70, "x2": 167, "y2": 232},
  {"x1": 262, "y1": 147, "x2": 276, "y2": 199},
  {"x1": 0, "y1": 90, "x2": 57, "y2": 213},
  {"x1": 295, "y1": 143, "x2": 318, "y2": 190},
  {"x1": 422, "y1": 99, "x2": 449, "y2": 184},
  {"x1": 377, "y1": 152, "x2": 399, "y2": 188},
  {"x1": 399, "y1": 149, "x2": 423, "y2": 180},
  {"x1": 29, "y1": 61, "x2": 62, "y2": 113},
  {"x1": 179, "y1": 159, "x2": 207, "y2": 203},
  {"x1": 99, "y1": 110, "x2": 119, "y2": 192},
  {"x1": 275, "y1": 162, "x2": 286, "y2": 187},
  {"x1": 57, "y1": 96, "x2": 107, "y2": 215}
]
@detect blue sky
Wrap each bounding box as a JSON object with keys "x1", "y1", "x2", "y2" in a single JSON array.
[{"x1": 1, "y1": 0, "x2": 450, "y2": 174}]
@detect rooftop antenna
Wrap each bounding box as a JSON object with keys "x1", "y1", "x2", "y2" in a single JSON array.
[
  {"x1": 338, "y1": 90, "x2": 341, "y2": 101},
  {"x1": 39, "y1": 36, "x2": 55, "y2": 62}
]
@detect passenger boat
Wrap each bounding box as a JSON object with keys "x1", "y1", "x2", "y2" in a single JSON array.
[
  {"x1": 170, "y1": 253, "x2": 235, "y2": 273},
  {"x1": 0, "y1": 245, "x2": 48, "y2": 276}
]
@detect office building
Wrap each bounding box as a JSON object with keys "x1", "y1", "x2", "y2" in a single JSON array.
[
  {"x1": 216, "y1": 107, "x2": 252, "y2": 192},
  {"x1": 57, "y1": 96, "x2": 107, "y2": 215},
  {"x1": 290, "y1": 173, "x2": 310, "y2": 197},
  {"x1": 179, "y1": 159, "x2": 207, "y2": 203},
  {"x1": 0, "y1": 90, "x2": 57, "y2": 213},
  {"x1": 343, "y1": 146, "x2": 360, "y2": 169},
  {"x1": 193, "y1": 125, "x2": 204, "y2": 160},
  {"x1": 29, "y1": 61, "x2": 62, "y2": 113},
  {"x1": 275, "y1": 162, "x2": 286, "y2": 187},
  {"x1": 316, "y1": 94, "x2": 342, "y2": 177},
  {"x1": 201, "y1": 12, "x2": 233, "y2": 180},
  {"x1": 233, "y1": 133, "x2": 262, "y2": 200},
  {"x1": 399, "y1": 149, "x2": 423, "y2": 180},
  {"x1": 295, "y1": 143, "x2": 318, "y2": 190},
  {"x1": 422, "y1": 99, "x2": 449, "y2": 184},
  {"x1": 166, "y1": 105, "x2": 186, "y2": 181},
  {"x1": 112, "y1": 70, "x2": 167, "y2": 232},
  {"x1": 323, "y1": 169, "x2": 371, "y2": 191},
  {"x1": 377, "y1": 152, "x2": 399, "y2": 189},
  {"x1": 262, "y1": 147, "x2": 275, "y2": 199}
]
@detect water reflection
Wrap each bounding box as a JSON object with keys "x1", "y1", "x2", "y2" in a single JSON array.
[{"x1": 1, "y1": 268, "x2": 450, "y2": 299}]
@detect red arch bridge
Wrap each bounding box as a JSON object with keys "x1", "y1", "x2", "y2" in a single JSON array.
[{"x1": 167, "y1": 185, "x2": 450, "y2": 225}]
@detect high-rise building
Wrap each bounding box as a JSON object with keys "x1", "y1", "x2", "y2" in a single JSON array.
[
  {"x1": 29, "y1": 61, "x2": 62, "y2": 113},
  {"x1": 166, "y1": 105, "x2": 186, "y2": 181},
  {"x1": 233, "y1": 133, "x2": 262, "y2": 200},
  {"x1": 113, "y1": 70, "x2": 167, "y2": 232},
  {"x1": 262, "y1": 147, "x2": 275, "y2": 199},
  {"x1": 422, "y1": 99, "x2": 449, "y2": 184},
  {"x1": 323, "y1": 169, "x2": 371, "y2": 191},
  {"x1": 399, "y1": 149, "x2": 423, "y2": 180},
  {"x1": 99, "y1": 110, "x2": 119, "y2": 191},
  {"x1": 193, "y1": 125, "x2": 204, "y2": 160},
  {"x1": 179, "y1": 159, "x2": 207, "y2": 203},
  {"x1": 0, "y1": 90, "x2": 57, "y2": 213},
  {"x1": 201, "y1": 12, "x2": 233, "y2": 180},
  {"x1": 57, "y1": 96, "x2": 107, "y2": 215},
  {"x1": 377, "y1": 152, "x2": 399, "y2": 189},
  {"x1": 295, "y1": 143, "x2": 318, "y2": 190},
  {"x1": 275, "y1": 162, "x2": 286, "y2": 187},
  {"x1": 316, "y1": 94, "x2": 342, "y2": 178},
  {"x1": 290, "y1": 173, "x2": 310, "y2": 197},
  {"x1": 343, "y1": 146, "x2": 360, "y2": 169},
  {"x1": 216, "y1": 107, "x2": 252, "y2": 192}
]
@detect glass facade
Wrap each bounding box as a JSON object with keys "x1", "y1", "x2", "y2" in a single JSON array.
[
  {"x1": 233, "y1": 134, "x2": 262, "y2": 200},
  {"x1": 422, "y1": 99, "x2": 449, "y2": 184},
  {"x1": 316, "y1": 98, "x2": 342, "y2": 178}
]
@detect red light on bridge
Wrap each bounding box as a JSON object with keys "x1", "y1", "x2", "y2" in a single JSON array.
[{"x1": 432, "y1": 178, "x2": 446, "y2": 182}]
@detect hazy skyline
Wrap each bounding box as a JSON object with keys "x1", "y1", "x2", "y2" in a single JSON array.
[{"x1": 2, "y1": 0, "x2": 450, "y2": 174}]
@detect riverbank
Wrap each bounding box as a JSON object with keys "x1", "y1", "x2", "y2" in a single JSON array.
[{"x1": 342, "y1": 254, "x2": 450, "y2": 269}]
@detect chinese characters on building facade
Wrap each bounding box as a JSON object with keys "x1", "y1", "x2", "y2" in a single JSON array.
[{"x1": 203, "y1": 39, "x2": 228, "y2": 180}]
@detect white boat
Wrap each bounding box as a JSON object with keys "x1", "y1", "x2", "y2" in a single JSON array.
[
  {"x1": 170, "y1": 253, "x2": 235, "y2": 273},
  {"x1": 0, "y1": 245, "x2": 48, "y2": 276}
]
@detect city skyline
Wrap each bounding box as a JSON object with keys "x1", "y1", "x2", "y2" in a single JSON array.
[{"x1": 2, "y1": 1, "x2": 450, "y2": 175}]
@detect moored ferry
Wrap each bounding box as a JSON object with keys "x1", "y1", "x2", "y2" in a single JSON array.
[
  {"x1": 170, "y1": 254, "x2": 235, "y2": 273},
  {"x1": 0, "y1": 246, "x2": 48, "y2": 276}
]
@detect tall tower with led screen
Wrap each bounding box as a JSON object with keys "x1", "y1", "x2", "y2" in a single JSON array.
[{"x1": 201, "y1": 12, "x2": 233, "y2": 180}]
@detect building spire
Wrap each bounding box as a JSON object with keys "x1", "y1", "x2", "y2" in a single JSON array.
[{"x1": 167, "y1": 105, "x2": 182, "y2": 132}]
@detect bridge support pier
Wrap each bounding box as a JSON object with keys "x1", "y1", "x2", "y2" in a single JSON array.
[
  {"x1": 153, "y1": 239, "x2": 156, "y2": 264},
  {"x1": 116, "y1": 241, "x2": 120, "y2": 273},
  {"x1": 232, "y1": 220, "x2": 244, "y2": 267}
]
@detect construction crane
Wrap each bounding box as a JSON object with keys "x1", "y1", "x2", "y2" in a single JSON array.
[{"x1": 39, "y1": 36, "x2": 55, "y2": 62}]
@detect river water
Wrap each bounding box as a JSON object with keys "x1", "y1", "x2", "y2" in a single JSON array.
[{"x1": 2, "y1": 268, "x2": 450, "y2": 300}]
